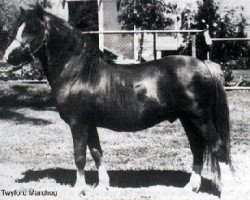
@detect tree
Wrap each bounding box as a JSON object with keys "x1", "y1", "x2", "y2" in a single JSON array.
[
  {"x1": 0, "y1": 0, "x2": 21, "y2": 58},
  {"x1": 118, "y1": 0, "x2": 176, "y2": 61},
  {"x1": 182, "y1": 0, "x2": 249, "y2": 68}
]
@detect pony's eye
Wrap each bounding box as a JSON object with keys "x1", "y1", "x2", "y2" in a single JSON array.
[
  {"x1": 27, "y1": 26, "x2": 40, "y2": 34},
  {"x1": 25, "y1": 20, "x2": 43, "y2": 34}
]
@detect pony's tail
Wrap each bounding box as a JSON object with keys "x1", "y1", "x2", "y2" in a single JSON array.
[
  {"x1": 204, "y1": 61, "x2": 232, "y2": 185},
  {"x1": 214, "y1": 78, "x2": 231, "y2": 164}
]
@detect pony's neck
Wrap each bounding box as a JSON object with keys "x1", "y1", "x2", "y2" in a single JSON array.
[{"x1": 40, "y1": 13, "x2": 98, "y2": 84}]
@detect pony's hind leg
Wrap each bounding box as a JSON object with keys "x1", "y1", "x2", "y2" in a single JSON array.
[
  {"x1": 180, "y1": 117, "x2": 205, "y2": 192},
  {"x1": 210, "y1": 129, "x2": 234, "y2": 198},
  {"x1": 182, "y1": 115, "x2": 233, "y2": 197},
  {"x1": 69, "y1": 120, "x2": 89, "y2": 195},
  {"x1": 205, "y1": 122, "x2": 234, "y2": 198},
  {"x1": 88, "y1": 126, "x2": 110, "y2": 190}
]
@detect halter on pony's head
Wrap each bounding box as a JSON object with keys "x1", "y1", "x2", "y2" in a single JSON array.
[{"x1": 4, "y1": 4, "x2": 49, "y2": 67}]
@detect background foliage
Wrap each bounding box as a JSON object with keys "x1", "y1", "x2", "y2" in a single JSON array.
[
  {"x1": 0, "y1": 0, "x2": 28, "y2": 58},
  {"x1": 118, "y1": 0, "x2": 175, "y2": 30},
  {"x1": 182, "y1": 0, "x2": 250, "y2": 69}
]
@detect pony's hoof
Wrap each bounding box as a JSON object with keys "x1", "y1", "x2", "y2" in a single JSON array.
[
  {"x1": 98, "y1": 165, "x2": 110, "y2": 189},
  {"x1": 184, "y1": 171, "x2": 201, "y2": 192},
  {"x1": 98, "y1": 179, "x2": 110, "y2": 190},
  {"x1": 73, "y1": 186, "x2": 88, "y2": 196},
  {"x1": 95, "y1": 185, "x2": 109, "y2": 193},
  {"x1": 184, "y1": 182, "x2": 200, "y2": 193},
  {"x1": 75, "y1": 189, "x2": 86, "y2": 196}
]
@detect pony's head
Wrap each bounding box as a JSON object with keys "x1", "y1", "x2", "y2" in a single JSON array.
[{"x1": 4, "y1": 4, "x2": 48, "y2": 66}]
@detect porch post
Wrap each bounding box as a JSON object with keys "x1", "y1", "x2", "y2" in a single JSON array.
[
  {"x1": 98, "y1": 0, "x2": 104, "y2": 51},
  {"x1": 191, "y1": 34, "x2": 196, "y2": 57},
  {"x1": 153, "y1": 32, "x2": 157, "y2": 60}
]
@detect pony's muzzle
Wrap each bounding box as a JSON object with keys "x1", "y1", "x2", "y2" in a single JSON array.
[
  {"x1": 7, "y1": 51, "x2": 21, "y2": 66},
  {"x1": 7, "y1": 48, "x2": 33, "y2": 66}
]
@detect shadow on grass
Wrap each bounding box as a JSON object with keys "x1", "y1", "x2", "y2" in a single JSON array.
[
  {"x1": 0, "y1": 108, "x2": 52, "y2": 125},
  {"x1": 12, "y1": 85, "x2": 29, "y2": 93},
  {"x1": 16, "y1": 168, "x2": 220, "y2": 197},
  {"x1": 0, "y1": 82, "x2": 55, "y2": 107}
]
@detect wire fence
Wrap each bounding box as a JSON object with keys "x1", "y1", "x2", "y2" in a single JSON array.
[
  {"x1": 82, "y1": 30, "x2": 204, "y2": 63},
  {"x1": 208, "y1": 38, "x2": 250, "y2": 89},
  {"x1": 81, "y1": 30, "x2": 250, "y2": 72},
  {"x1": 209, "y1": 38, "x2": 250, "y2": 70}
]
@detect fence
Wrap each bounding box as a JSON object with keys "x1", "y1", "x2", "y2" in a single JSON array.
[
  {"x1": 209, "y1": 37, "x2": 250, "y2": 68},
  {"x1": 82, "y1": 30, "x2": 250, "y2": 70},
  {"x1": 81, "y1": 30, "x2": 205, "y2": 62}
]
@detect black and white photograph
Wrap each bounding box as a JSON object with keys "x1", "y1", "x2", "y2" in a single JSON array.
[{"x1": 0, "y1": 0, "x2": 249, "y2": 199}]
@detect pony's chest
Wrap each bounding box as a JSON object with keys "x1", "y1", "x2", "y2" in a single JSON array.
[{"x1": 54, "y1": 80, "x2": 92, "y2": 108}]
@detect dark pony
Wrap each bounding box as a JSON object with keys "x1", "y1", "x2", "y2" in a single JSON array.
[{"x1": 4, "y1": 4, "x2": 233, "y2": 197}]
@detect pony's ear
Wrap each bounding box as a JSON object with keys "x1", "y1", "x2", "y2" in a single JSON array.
[
  {"x1": 34, "y1": 2, "x2": 44, "y2": 20},
  {"x1": 20, "y1": 7, "x2": 26, "y2": 15}
]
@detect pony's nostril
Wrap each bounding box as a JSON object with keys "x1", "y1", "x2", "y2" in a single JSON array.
[
  {"x1": 8, "y1": 54, "x2": 14, "y2": 60},
  {"x1": 7, "y1": 53, "x2": 18, "y2": 64}
]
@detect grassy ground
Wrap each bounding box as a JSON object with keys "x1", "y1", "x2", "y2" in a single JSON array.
[{"x1": 0, "y1": 82, "x2": 249, "y2": 200}]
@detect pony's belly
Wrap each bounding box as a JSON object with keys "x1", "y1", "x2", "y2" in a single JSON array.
[{"x1": 95, "y1": 108, "x2": 177, "y2": 132}]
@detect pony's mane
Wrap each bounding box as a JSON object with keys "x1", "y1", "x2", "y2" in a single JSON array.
[
  {"x1": 44, "y1": 11, "x2": 85, "y2": 41},
  {"x1": 44, "y1": 11, "x2": 115, "y2": 64}
]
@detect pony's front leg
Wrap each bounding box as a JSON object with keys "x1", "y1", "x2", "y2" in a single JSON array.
[
  {"x1": 70, "y1": 121, "x2": 89, "y2": 195},
  {"x1": 185, "y1": 164, "x2": 203, "y2": 192},
  {"x1": 88, "y1": 126, "x2": 110, "y2": 190}
]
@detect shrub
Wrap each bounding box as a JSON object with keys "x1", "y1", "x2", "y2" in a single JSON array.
[{"x1": 221, "y1": 63, "x2": 234, "y2": 83}]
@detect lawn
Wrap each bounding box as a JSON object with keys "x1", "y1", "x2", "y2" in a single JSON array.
[{"x1": 0, "y1": 81, "x2": 249, "y2": 200}]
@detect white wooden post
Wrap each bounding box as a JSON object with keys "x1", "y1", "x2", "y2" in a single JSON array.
[
  {"x1": 156, "y1": 51, "x2": 162, "y2": 59},
  {"x1": 98, "y1": 0, "x2": 104, "y2": 51},
  {"x1": 134, "y1": 26, "x2": 139, "y2": 61},
  {"x1": 192, "y1": 34, "x2": 196, "y2": 57}
]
